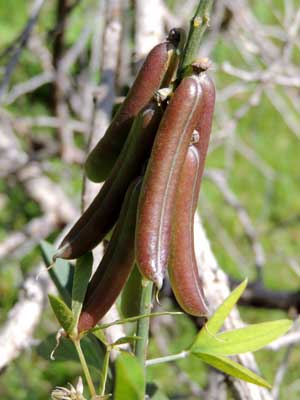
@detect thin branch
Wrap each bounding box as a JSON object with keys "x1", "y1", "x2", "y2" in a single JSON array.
[{"x1": 0, "y1": 0, "x2": 46, "y2": 103}]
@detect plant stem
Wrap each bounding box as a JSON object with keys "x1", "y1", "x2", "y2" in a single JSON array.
[
  {"x1": 135, "y1": 278, "x2": 153, "y2": 391},
  {"x1": 146, "y1": 350, "x2": 190, "y2": 366},
  {"x1": 74, "y1": 339, "x2": 96, "y2": 397},
  {"x1": 179, "y1": 0, "x2": 214, "y2": 74},
  {"x1": 99, "y1": 349, "x2": 110, "y2": 396}
]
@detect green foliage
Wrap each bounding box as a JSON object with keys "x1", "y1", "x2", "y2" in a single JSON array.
[
  {"x1": 39, "y1": 240, "x2": 73, "y2": 305},
  {"x1": 72, "y1": 252, "x2": 93, "y2": 328},
  {"x1": 114, "y1": 352, "x2": 145, "y2": 400},
  {"x1": 190, "y1": 280, "x2": 292, "y2": 387},
  {"x1": 37, "y1": 333, "x2": 104, "y2": 373},
  {"x1": 48, "y1": 294, "x2": 75, "y2": 335}
]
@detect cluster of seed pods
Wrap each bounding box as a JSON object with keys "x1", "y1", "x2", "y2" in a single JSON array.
[{"x1": 53, "y1": 28, "x2": 215, "y2": 333}]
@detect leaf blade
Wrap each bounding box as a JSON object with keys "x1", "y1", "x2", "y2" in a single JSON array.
[
  {"x1": 193, "y1": 352, "x2": 271, "y2": 388},
  {"x1": 48, "y1": 294, "x2": 75, "y2": 334},
  {"x1": 72, "y1": 252, "x2": 93, "y2": 328},
  {"x1": 193, "y1": 319, "x2": 292, "y2": 355},
  {"x1": 114, "y1": 352, "x2": 145, "y2": 400},
  {"x1": 192, "y1": 280, "x2": 247, "y2": 349}
]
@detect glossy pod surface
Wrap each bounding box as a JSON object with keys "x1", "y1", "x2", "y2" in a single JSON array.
[
  {"x1": 55, "y1": 101, "x2": 162, "y2": 260},
  {"x1": 78, "y1": 178, "x2": 141, "y2": 333},
  {"x1": 85, "y1": 29, "x2": 183, "y2": 183},
  {"x1": 195, "y1": 72, "x2": 215, "y2": 181},
  {"x1": 135, "y1": 74, "x2": 204, "y2": 289},
  {"x1": 168, "y1": 145, "x2": 208, "y2": 316}
]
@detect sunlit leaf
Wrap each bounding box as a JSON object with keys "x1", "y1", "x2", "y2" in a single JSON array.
[
  {"x1": 192, "y1": 280, "x2": 247, "y2": 349},
  {"x1": 48, "y1": 294, "x2": 75, "y2": 334},
  {"x1": 193, "y1": 352, "x2": 271, "y2": 388},
  {"x1": 192, "y1": 319, "x2": 292, "y2": 355}
]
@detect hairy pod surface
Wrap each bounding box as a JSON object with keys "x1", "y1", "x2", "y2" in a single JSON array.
[
  {"x1": 135, "y1": 73, "x2": 204, "y2": 289},
  {"x1": 85, "y1": 29, "x2": 183, "y2": 183},
  {"x1": 78, "y1": 178, "x2": 141, "y2": 333},
  {"x1": 168, "y1": 145, "x2": 208, "y2": 316},
  {"x1": 54, "y1": 101, "x2": 162, "y2": 260}
]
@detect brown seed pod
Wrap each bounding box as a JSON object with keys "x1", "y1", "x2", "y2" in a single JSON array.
[
  {"x1": 168, "y1": 145, "x2": 208, "y2": 317},
  {"x1": 85, "y1": 28, "x2": 184, "y2": 183},
  {"x1": 195, "y1": 69, "x2": 215, "y2": 181},
  {"x1": 135, "y1": 72, "x2": 204, "y2": 289},
  {"x1": 78, "y1": 177, "x2": 141, "y2": 333},
  {"x1": 54, "y1": 101, "x2": 162, "y2": 260}
]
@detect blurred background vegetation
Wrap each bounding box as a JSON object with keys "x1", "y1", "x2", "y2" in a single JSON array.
[{"x1": 0, "y1": 0, "x2": 299, "y2": 399}]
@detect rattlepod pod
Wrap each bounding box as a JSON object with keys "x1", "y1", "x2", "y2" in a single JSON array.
[
  {"x1": 135, "y1": 69, "x2": 205, "y2": 289},
  {"x1": 85, "y1": 28, "x2": 184, "y2": 183},
  {"x1": 78, "y1": 177, "x2": 142, "y2": 333},
  {"x1": 54, "y1": 101, "x2": 162, "y2": 260},
  {"x1": 168, "y1": 145, "x2": 208, "y2": 317}
]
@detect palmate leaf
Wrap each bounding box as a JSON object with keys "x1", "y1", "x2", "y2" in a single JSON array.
[
  {"x1": 48, "y1": 294, "x2": 75, "y2": 335},
  {"x1": 114, "y1": 352, "x2": 145, "y2": 400},
  {"x1": 72, "y1": 252, "x2": 93, "y2": 328},
  {"x1": 192, "y1": 319, "x2": 292, "y2": 356},
  {"x1": 192, "y1": 280, "x2": 247, "y2": 350},
  {"x1": 193, "y1": 352, "x2": 271, "y2": 388}
]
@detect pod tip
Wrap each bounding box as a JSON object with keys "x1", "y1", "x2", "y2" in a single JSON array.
[
  {"x1": 52, "y1": 243, "x2": 71, "y2": 262},
  {"x1": 153, "y1": 273, "x2": 164, "y2": 291}
]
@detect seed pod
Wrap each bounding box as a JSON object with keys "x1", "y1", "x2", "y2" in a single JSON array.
[
  {"x1": 78, "y1": 178, "x2": 141, "y2": 333},
  {"x1": 85, "y1": 28, "x2": 184, "y2": 183},
  {"x1": 195, "y1": 68, "x2": 215, "y2": 181},
  {"x1": 135, "y1": 73, "x2": 204, "y2": 289},
  {"x1": 168, "y1": 145, "x2": 208, "y2": 317},
  {"x1": 54, "y1": 101, "x2": 162, "y2": 260}
]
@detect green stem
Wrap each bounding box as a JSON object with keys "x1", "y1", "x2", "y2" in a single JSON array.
[
  {"x1": 74, "y1": 339, "x2": 96, "y2": 397},
  {"x1": 179, "y1": 0, "x2": 214, "y2": 75},
  {"x1": 146, "y1": 350, "x2": 190, "y2": 367},
  {"x1": 135, "y1": 278, "x2": 153, "y2": 390},
  {"x1": 99, "y1": 349, "x2": 110, "y2": 396}
]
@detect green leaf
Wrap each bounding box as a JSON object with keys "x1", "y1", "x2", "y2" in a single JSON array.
[
  {"x1": 92, "y1": 329, "x2": 109, "y2": 347},
  {"x1": 192, "y1": 280, "x2": 247, "y2": 349},
  {"x1": 72, "y1": 252, "x2": 93, "y2": 327},
  {"x1": 39, "y1": 240, "x2": 73, "y2": 305},
  {"x1": 193, "y1": 352, "x2": 271, "y2": 388},
  {"x1": 192, "y1": 319, "x2": 292, "y2": 356},
  {"x1": 48, "y1": 294, "x2": 75, "y2": 334},
  {"x1": 114, "y1": 352, "x2": 145, "y2": 400},
  {"x1": 36, "y1": 333, "x2": 105, "y2": 372},
  {"x1": 113, "y1": 336, "x2": 142, "y2": 346},
  {"x1": 121, "y1": 265, "x2": 142, "y2": 318}
]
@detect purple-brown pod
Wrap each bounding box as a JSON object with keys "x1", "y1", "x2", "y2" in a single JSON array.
[
  {"x1": 78, "y1": 177, "x2": 141, "y2": 333},
  {"x1": 135, "y1": 72, "x2": 204, "y2": 289},
  {"x1": 85, "y1": 28, "x2": 184, "y2": 183},
  {"x1": 194, "y1": 60, "x2": 216, "y2": 181},
  {"x1": 54, "y1": 101, "x2": 162, "y2": 260},
  {"x1": 168, "y1": 145, "x2": 208, "y2": 317}
]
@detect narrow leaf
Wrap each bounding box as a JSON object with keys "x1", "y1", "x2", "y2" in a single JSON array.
[
  {"x1": 192, "y1": 280, "x2": 247, "y2": 348},
  {"x1": 72, "y1": 252, "x2": 93, "y2": 327},
  {"x1": 113, "y1": 336, "x2": 142, "y2": 346},
  {"x1": 193, "y1": 319, "x2": 292, "y2": 356},
  {"x1": 39, "y1": 240, "x2": 73, "y2": 305},
  {"x1": 48, "y1": 294, "x2": 75, "y2": 334},
  {"x1": 194, "y1": 352, "x2": 271, "y2": 388},
  {"x1": 114, "y1": 352, "x2": 145, "y2": 400}
]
